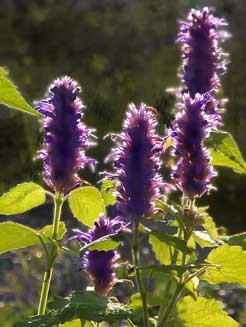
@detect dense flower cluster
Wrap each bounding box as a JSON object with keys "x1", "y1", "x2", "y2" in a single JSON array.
[
  {"x1": 171, "y1": 93, "x2": 216, "y2": 198},
  {"x1": 77, "y1": 216, "x2": 125, "y2": 296},
  {"x1": 178, "y1": 7, "x2": 229, "y2": 127},
  {"x1": 107, "y1": 103, "x2": 163, "y2": 221},
  {"x1": 37, "y1": 76, "x2": 96, "y2": 193},
  {"x1": 178, "y1": 7, "x2": 228, "y2": 97}
]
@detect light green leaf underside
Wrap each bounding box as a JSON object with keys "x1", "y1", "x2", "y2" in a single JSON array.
[
  {"x1": 0, "y1": 182, "x2": 46, "y2": 215},
  {"x1": 68, "y1": 186, "x2": 106, "y2": 227},
  {"x1": 0, "y1": 67, "x2": 40, "y2": 117}
]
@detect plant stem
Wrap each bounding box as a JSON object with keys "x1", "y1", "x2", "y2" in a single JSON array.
[
  {"x1": 38, "y1": 192, "x2": 63, "y2": 315},
  {"x1": 157, "y1": 283, "x2": 184, "y2": 327},
  {"x1": 133, "y1": 223, "x2": 148, "y2": 327}
]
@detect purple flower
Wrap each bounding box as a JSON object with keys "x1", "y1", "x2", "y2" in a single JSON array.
[
  {"x1": 178, "y1": 7, "x2": 228, "y2": 96},
  {"x1": 37, "y1": 76, "x2": 96, "y2": 193},
  {"x1": 107, "y1": 103, "x2": 164, "y2": 221},
  {"x1": 77, "y1": 216, "x2": 125, "y2": 296},
  {"x1": 178, "y1": 7, "x2": 229, "y2": 127},
  {"x1": 171, "y1": 93, "x2": 216, "y2": 198}
]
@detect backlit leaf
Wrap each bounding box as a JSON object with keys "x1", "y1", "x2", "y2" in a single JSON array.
[
  {"x1": 0, "y1": 67, "x2": 40, "y2": 116},
  {"x1": 0, "y1": 182, "x2": 46, "y2": 215},
  {"x1": 68, "y1": 186, "x2": 106, "y2": 227}
]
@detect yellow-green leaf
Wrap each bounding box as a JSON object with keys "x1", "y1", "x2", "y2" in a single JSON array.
[
  {"x1": 0, "y1": 182, "x2": 46, "y2": 215},
  {"x1": 68, "y1": 186, "x2": 106, "y2": 227},
  {"x1": 0, "y1": 222, "x2": 66, "y2": 254},
  {"x1": 0, "y1": 67, "x2": 40, "y2": 117},
  {"x1": 59, "y1": 319, "x2": 81, "y2": 327},
  {"x1": 203, "y1": 244, "x2": 246, "y2": 286},
  {"x1": 208, "y1": 131, "x2": 246, "y2": 174},
  {"x1": 171, "y1": 296, "x2": 238, "y2": 327}
]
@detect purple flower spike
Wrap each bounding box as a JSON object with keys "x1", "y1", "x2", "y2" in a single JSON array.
[
  {"x1": 107, "y1": 103, "x2": 163, "y2": 221},
  {"x1": 37, "y1": 76, "x2": 96, "y2": 193},
  {"x1": 171, "y1": 93, "x2": 216, "y2": 198},
  {"x1": 178, "y1": 7, "x2": 229, "y2": 97},
  {"x1": 77, "y1": 215, "x2": 126, "y2": 296}
]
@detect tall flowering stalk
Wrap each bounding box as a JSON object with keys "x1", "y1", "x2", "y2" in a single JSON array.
[
  {"x1": 106, "y1": 103, "x2": 164, "y2": 327},
  {"x1": 178, "y1": 7, "x2": 228, "y2": 97},
  {"x1": 37, "y1": 76, "x2": 96, "y2": 194},
  {"x1": 77, "y1": 216, "x2": 125, "y2": 296},
  {"x1": 107, "y1": 103, "x2": 163, "y2": 222},
  {"x1": 178, "y1": 7, "x2": 229, "y2": 127},
  {"x1": 37, "y1": 76, "x2": 96, "y2": 315},
  {"x1": 171, "y1": 93, "x2": 216, "y2": 199}
]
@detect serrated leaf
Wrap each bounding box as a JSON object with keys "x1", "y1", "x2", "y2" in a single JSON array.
[
  {"x1": 149, "y1": 234, "x2": 182, "y2": 265},
  {"x1": 0, "y1": 222, "x2": 66, "y2": 254},
  {"x1": 0, "y1": 67, "x2": 40, "y2": 117},
  {"x1": 100, "y1": 179, "x2": 117, "y2": 207},
  {"x1": 0, "y1": 182, "x2": 46, "y2": 215},
  {"x1": 80, "y1": 234, "x2": 121, "y2": 254},
  {"x1": 171, "y1": 296, "x2": 238, "y2": 327},
  {"x1": 68, "y1": 186, "x2": 106, "y2": 227},
  {"x1": 150, "y1": 230, "x2": 193, "y2": 255},
  {"x1": 16, "y1": 291, "x2": 133, "y2": 326},
  {"x1": 207, "y1": 131, "x2": 246, "y2": 174},
  {"x1": 222, "y1": 232, "x2": 246, "y2": 250},
  {"x1": 203, "y1": 244, "x2": 246, "y2": 286}
]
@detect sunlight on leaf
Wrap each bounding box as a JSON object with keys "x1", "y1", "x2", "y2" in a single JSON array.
[
  {"x1": 68, "y1": 186, "x2": 106, "y2": 227},
  {"x1": 0, "y1": 182, "x2": 46, "y2": 215},
  {"x1": 207, "y1": 131, "x2": 246, "y2": 174},
  {"x1": 171, "y1": 296, "x2": 238, "y2": 327},
  {"x1": 0, "y1": 67, "x2": 40, "y2": 116},
  {"x1": 203, "y1": 244, "x2": 246, "y2": 286},
  {"x1": 0, "y1": 222, "x2": 66, "y2": 254}
]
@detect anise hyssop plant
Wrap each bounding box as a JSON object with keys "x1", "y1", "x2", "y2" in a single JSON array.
[{"x1": 1, "y1": 6, "x2": 246, "y2": 327}]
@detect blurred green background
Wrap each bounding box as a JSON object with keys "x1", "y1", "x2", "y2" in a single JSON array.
[{"x1": 0, "y1": 0, "x2": 246, "y2": 232}]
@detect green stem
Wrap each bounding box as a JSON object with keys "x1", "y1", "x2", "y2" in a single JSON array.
[
  {"x1": 157, "y1": 199, "x2": 196, "y2": 326},
  {"x1": 157, "y1": 283, "x2": 184, "y2": 327},
  {"x1": 133, "y1": 223, "x2": 148, "y2": 327},
  {"x1": 38, "y1": 192, "x2": 63, "y2": 315}
]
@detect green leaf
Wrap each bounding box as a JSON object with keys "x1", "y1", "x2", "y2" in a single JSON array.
[
  {"x1": 0, "y1": 67, "x2": 40, "y2": 117},
  {"x1": 203, "y1": 244, "x2": 246, "y2": 286},
  {"x1": 80, "y1": 234, "x2": 121, "y2": 253},
  {"x1": 59, "y1": 319, "x2": 82, "y2": 327},
  {"x1": 192, "y1": 231, "x2": 215, "y2": 248},
  {"x1": 149, "y1": 234, "x2": 183, "y2": 265},
  {"x1": 68, "y1": 186, "x2": 106, "y2": 227},
  {"x1": 40, "y1": 222, "x2": 67, "y2": 240},
  {"x1": 150, "y1": 230, "x2": 193, "y2": 255},
  {"x1": 202, "y1": 214, "x2": 219, "y2": 241},
  {"x1": 0, "y1": 182, "x2": 46, "y2": 215},
  {"x1": 222, "y1": 232, "x2": 246, "y2": 250},
  {"x1": 16, "y1": 291, "x2": 133, "y2": 326},
  {"x1": 0, "y1": 222, "x2": 66, "y2": 254},
  {"x1": 0, "y1": 222, "x2": 39, "y2": 254},
  {"x1": 171, "y1": 296, "x2": 238, "y2": 327},
  {"x1": 207, "y1": 131, "x2": 246, "y2": 174},
  {"x1": 100, "y1": 179, "x2": 117, "y2": 207}
]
